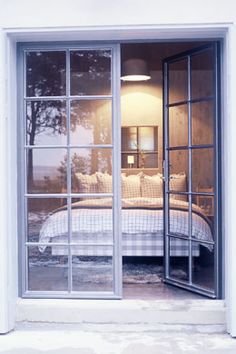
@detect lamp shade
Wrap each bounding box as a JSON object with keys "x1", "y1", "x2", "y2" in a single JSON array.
[
  {"x1": 127, "y1": 155, "x2": 134, "y2": 164},
  {"x1": 121, "y1": 59, "x2": 151, "y2": 81}
]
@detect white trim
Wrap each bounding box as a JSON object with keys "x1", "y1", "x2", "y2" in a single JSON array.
[{"x1": 0, "y1": 23, "x2": 233, "y2": 334}]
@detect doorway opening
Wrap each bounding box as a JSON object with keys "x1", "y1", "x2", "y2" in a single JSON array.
[{"x1": 120, "y1": 41, "x2": 221, "y2": 299}]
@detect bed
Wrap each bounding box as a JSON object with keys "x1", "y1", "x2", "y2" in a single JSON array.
[{"x1": 38, "y1": 193, "x2": 213, "y2": 257}]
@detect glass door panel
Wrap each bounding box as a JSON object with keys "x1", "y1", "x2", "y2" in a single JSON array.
[
  {"x1": 22, "y1": 44, "x2": 121, "y2": 298},
  {"x1": 70, "y1": 50, "x2": 111, "y2": 96},
  {"x1": 168, "y1": 58, "x2": 188, "y2": 103},
  {"x1": 192, "y1": 148, "x2": 214, "y2": 192},
  {"x1": 70, "y1": 100, "x2": 112, "y2": 145},
  {"x1": 191, "y1": 49, "x2": 214, "y2": 99},
  {"x1": 192, "y1": 101, "x2": 214, "y2": 145},
  {"x1": 169, "y1": 105, "x2": 188, "y2": 147},
  {"x1": 163, "y1": 43, "x2": 220, "y2": 298}
]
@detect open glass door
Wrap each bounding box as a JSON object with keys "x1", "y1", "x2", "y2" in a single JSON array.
[
  {"x1": 20, "y1": 43, "x2": 122, "y2": 299},
  {"x1": 163, "y1": 43, "x2": 220, "y2": 298}
]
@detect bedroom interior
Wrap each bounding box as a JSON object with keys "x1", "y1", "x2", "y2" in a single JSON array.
[{"x1": 23, "y1": 41, "x2": 218, "y2": 299}]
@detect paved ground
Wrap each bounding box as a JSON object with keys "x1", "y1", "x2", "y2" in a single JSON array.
[{"x1": 0, "y1": 323, "x2": 236, "y2": 354}]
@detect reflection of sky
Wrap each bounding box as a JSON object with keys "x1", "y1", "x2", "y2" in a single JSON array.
[
  {"x1": 34, "y1": 126, "x2": 94, "y2": 169},
  {"x1": 35, "y1": 125, "x2": 93, "y2": 148}
]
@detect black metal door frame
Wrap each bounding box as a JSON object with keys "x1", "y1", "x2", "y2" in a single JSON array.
[{"x1": 162, "y1": 43, "x2": 221, "y2": 298}]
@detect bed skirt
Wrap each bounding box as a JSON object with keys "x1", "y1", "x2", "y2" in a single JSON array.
[{"x1": 50, "y1": 232, "x2": 200, "y2": 257}]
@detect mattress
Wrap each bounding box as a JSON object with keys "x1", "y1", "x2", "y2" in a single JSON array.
[{"x1": 38, "y1": 197, "x2": 213, "y2": 256}]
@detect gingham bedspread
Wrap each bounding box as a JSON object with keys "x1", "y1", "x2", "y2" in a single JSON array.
[{"x1": 39, "y1": 198, "x2": 213, "y2": 256}]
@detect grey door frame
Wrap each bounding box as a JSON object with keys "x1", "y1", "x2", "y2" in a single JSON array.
[{"x1": 17, "y1": 42, "x2": 122, "y2": 299}]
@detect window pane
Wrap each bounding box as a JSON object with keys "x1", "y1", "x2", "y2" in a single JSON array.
[
  {"x1": 27, "y1": 246, "x2": 68, "y2": 291},
  {"x1": 71, "y1": 196, "x2": 113, "y2": 242},
  {"x1": 191, "y1": 49, "x2": 214, "y2": 99},
  {"x1": 138, "y1": 127, "x2": 158, "y2": 151},
  {"x1": 71, "y1": 148, "x2": 112, "y2": 193},
  {"x1": 121, "y1": 127, "x2": 137, "y2": 151},
  {"x1": 70, "y1": 50, "x2": 111, "y2": 96},
  {"x1": 193, "y1": 193, "x2": 214, "y2": 240},
  {"x1": 169, "y1": 150, "x2": 188, "y2": 193},
  {"x1": 27, "y1": 197, "x2": 67, "y2": 242},
  {"x1": 168, "y1": 194, "x2": 189, "y2": 236},
  {"x1": 26, "y1": 51, "x2": 66, "y2": 97},
  {"x1": 70, "y1": 100, "x2": 112, "y2": 145},
  {"x1": 191, "y1": 101, "x2": 214, "y2": 146},
  {"x1": 192, "y1": 148, "x2": 214, "y2": 192},
  {"x1": 72, "y1": 255, "x2": 113, "y2": 292},
  {"x1": 27, "y1": 148, "x2": 67, "y2": 193},
  {"x1": 192, "y1": 241, "x2": 214, "y2": 291},
  {"x1": 168, "y1": 237, "x2": 189, "y2": 282},
  {"x1": 169, "y1": 105, "x2": 188, "y2": 147},
  {"x1": 168, "y1": 59, "x2": 188, "y2": 104},
  {"x1": 26, "y1": 100, "x2": 67, "y2": 145}
]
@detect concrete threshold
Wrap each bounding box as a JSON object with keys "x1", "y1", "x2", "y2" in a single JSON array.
[{"x1": 16, "y1": 299, "x2": 226, "y2": 332}]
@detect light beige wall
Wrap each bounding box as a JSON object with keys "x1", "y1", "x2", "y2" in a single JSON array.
[{"x1": 121, "y1": 71, "x2": 163, "y2": 170}]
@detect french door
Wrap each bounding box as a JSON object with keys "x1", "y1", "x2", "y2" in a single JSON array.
[
  {"x1": 19, "y1": 43, "x2": 122, "y2": 298},
  {"x1": 163, "y1": 43, "x2": 221, "y2": 298}
]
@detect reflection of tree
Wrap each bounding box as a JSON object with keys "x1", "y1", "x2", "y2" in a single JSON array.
[
  {"x1": 58, "y1": 153, "x2": 91, "y2": 189},
  {"x1": 27, "y1": 50, "x2": 112, "y2": 189},
  {"x1": 27, "y1": 101, "x2": 66, "y2": 186},
  {"x1": 26, "y1": 51, "x2": 66, "y2": 187}
]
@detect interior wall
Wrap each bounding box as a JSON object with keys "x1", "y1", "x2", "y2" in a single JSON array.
[{"x1": 121, "y1": 71, "x2": 163, "y2": 170}]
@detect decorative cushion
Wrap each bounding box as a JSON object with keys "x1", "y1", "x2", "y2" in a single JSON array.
[
  {"x1": 122, "y1": 174, "x2": 141, "y2": 198},
  {"x1": 141, "y1": 173, "x2": 163, "y2": 198},
  {"x1": 75, "y1": 173, "x2": 98, "y2": 194},
  {"x1": 169, "y1": 173, "x2": 187, "y2": 201},
  {"x1": 96, "y1": 172, "x2": 113, "y2": 193}
]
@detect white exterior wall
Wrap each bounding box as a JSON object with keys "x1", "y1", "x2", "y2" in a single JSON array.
[{"x1": 0, "y1": 0, "x2": 236, "y2": 335}]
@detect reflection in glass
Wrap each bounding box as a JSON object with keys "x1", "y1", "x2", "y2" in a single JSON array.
[
  {"x1": 26, "y1": 51, "x2": 66, "y2": 97},
  {"x1": 70, "y1": 148, "x2": 112, "y2": 192},
  {"x1": 70, "y1": 50, "x2": 111, "y2": 96},
  {"x1": 192, "y1": 242, "x2": 214, "y2": 291},
  {"x1": 28, "y1": 246, "x2": 68, "y2": 291},
  {"x1": 192, "y1": 101, "x2": 214, "y2": 146},
  {"x1": 169, "y1": 150, "x2": 188, "y2": 193},
  {"x1": 169, "y1": 237, "x2": 189, "y2": 282},
  {"x1": 72, "y1": 255, "x2": 113, "y2": 292},
  {"x1": 70, "y1": 100, "x2": 112, "y2": 145},
  {"x1": 169, "y1": 105, "x2": 188, "y2": 147},
  {"x1": 192, "y1": 148, "x2": 214, "y2": 192},
  {"x1": 168, "y1": 194, "x2": 189, "y2": 235},
  {"x1": 27, "y1": 148, "x2": 67, "y2": 193},
  {"x1": 26, "y1": 101, "x2": 67, "y2": 146},
  {"x1": 169, "y1": 59, "x2": 188, "y2": 103},
  {"x1": 27, "y1": 198, "x2": 67, "y2": 242},
  {"x1": 70, "y1": 196, "x2": 113, "y2": 246},
  {"x1": 194, "y1": 192, "x2": 214, "y2": 240},
  {"x1": 191, "y1": 50, "x2": 214, "y2": 99}
]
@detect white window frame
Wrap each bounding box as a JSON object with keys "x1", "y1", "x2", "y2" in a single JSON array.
[{"x1": 0, "y1": 24, "x2": 235, "y2": 336}]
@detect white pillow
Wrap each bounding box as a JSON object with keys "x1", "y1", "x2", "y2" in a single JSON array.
[
  {"x1": 75, "y1": 173, "x2": 98, "y2": 194},
  {"x1": 141, "y1": 174, "x2": 163, "y2": 198},
  {"x1": 122, "y1": 174, "x2": 141, "y2": 198},
  {"x1": 169, "y1": 173, "x2": 187, "y2": 201},
  {"x1": 96, "y1": 172, "x2": 112, "y2": 193}
]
